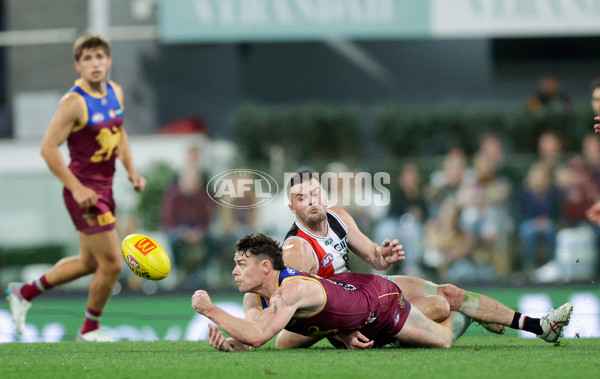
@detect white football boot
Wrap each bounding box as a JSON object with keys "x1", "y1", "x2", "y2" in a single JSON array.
[
  {"x1": 77, "y1": 329, "x2": 115, "y2": 342},
  {"x1": 537, "y1": 302, "x2": 573, "y2": 344},
  {"x1": 6, "y1": 282, "x2": 31, "y2": 334}
]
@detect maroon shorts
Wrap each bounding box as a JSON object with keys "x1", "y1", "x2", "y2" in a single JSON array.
[
  {"x1": 63, "y1": 186, "x2": 116, "y2": 234},
  {"x1": 361, "y1": 276, "x2": 412, "y2": 346}
]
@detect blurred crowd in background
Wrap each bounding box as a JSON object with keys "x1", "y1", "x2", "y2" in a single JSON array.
[{"x1": 115, "y1": 74, "x2": 600, "y2": 292}]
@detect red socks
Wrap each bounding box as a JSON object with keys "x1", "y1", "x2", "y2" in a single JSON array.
[
  {"x1": 21, "y1": 275, "x2": 104, "y2": 336},
  {"x1": 20, "y1": 275, "x2": 53, "y2": 301},
  {"x1": 80, "y1": 308, "x2": 102, "y2": 335}
]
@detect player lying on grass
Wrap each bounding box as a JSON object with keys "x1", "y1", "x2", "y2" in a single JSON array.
[
  {"x1": 276, "y1": 170, "x2": 572, "y2": 349},
  {"x1": 192, "y1": 234, "x2": 473, "y2": 351}
]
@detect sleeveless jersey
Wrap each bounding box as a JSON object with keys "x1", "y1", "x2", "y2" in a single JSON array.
[
  {"x1": 257, "y1": 268, "x2": 410, "y2": 345},
  {"x1": 284, "y1": 209, "x2": 350, "y2": 277},
  {"x1": 66, "y1": 79, "x2": 124, "y2": 189}
]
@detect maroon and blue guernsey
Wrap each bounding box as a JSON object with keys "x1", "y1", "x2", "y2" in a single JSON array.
[
  {"x1": 66, "y1": 79, "x2": 124, "y2": 188},
  {"x1": 62, "y1": 79, "x2": 124, "y2": 233},
  {"x1": 257, "y1": 268, "x2": 411, "y2": 346}
]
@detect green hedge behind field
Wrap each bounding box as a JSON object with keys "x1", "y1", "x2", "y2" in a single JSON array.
[{"x1": 229, "y1": 101, "x2": 596, "y2": 162}]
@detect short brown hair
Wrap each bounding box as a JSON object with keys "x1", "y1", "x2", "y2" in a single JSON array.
[
  {"x1": 236, "y1": 234, "x2": 285, "y2": 270},
  {"x1": 73, "y1": 35, "x2": 111, "y2": 61}
]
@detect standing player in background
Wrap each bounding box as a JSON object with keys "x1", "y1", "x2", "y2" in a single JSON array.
[
  {"x1": 277, "y1": 170, "x2": 572, "y2": 349},
  {"x1": 5, "y1": 35, "x2": 146, "y2": 342},
  {"x1": 586, "y1": 79, "x2": 600, "y2": 223}
]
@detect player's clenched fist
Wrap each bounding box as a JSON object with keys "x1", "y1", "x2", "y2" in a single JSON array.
[{"x1": 191, "y1": 290, "x2": 214, "y2": 314}]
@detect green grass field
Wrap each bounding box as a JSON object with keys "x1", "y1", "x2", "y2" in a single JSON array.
[{"x1": 1, "y1": 337, "x2": 599, "y2": 378}]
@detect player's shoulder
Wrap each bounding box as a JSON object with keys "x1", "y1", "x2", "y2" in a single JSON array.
[
  {"x1": 278, "y1": 274, "x2": 310, "y2": 294},
  {"x1": 108, "y1": 80, "x2": 123, "y2": 92},
  {"x1": 109, "y1": 81, "x2": 124, "y2": 101},
  {"x1": 278, "y1": 273, "x2": 324, "y2": 307},
  {"x1": 328, "y1": 206, "x2": 354, "y2": 224},
  {"x1": 282, "y1": 236, "x2": 313, "y2": 256},
  {"x1": 58, "y1": 92, "x2": 86, "y2": 114}
]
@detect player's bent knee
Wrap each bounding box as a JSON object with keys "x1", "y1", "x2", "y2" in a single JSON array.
[
  {"x1": 97, "y1": 260, "x2": 123, "y2": 277},
  {"x1": 439, "y1": 284, "x2": 465, "y2": 311},
  {"x1": 430, "y1": 296, "x2": 451, "y2": 322}
]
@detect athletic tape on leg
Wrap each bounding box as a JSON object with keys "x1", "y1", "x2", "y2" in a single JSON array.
[
  {"x1": 422, "y1": 281, "x2": 438, "y2": 297},
  {"x1": 458, "y1": 291, "x2": 481, "y2": 317}
]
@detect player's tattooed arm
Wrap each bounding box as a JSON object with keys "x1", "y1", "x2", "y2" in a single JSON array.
[{"x1": 269, "y1": 289, "x2": 291, "y2": 314}]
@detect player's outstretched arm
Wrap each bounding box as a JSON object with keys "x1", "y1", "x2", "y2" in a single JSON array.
[
  {"x1": 192, "y1": 282, "x2": 304, "y2": 349},
  {"x1": 331, "y1": 206, "x2": 405, "y2": 270}
]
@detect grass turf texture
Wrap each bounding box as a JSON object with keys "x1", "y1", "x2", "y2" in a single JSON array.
[{"x1": 1, "y1": 337, "x2": 599, "y2": 378}]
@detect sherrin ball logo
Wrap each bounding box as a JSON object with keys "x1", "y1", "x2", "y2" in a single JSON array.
[
  {"x1": 126, "y1": 255, "x2": 140, "y2": 270},
  {"x1": 122, "y1": 234, "x2": 171, "y2": 281}
]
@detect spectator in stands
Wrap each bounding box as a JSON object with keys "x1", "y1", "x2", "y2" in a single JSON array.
[
  {"x1": 425, "y1": 148, "x2": 467, "y2": 219},
  {"x1": 375, "y1": 163, "x2": 427, "y2": 276},
  {"x1": 160, "y1": 146, "x2": 215, "y2": 285},
  {"x1": 423, "y1": 198, "x2": 473, "y2": 281},
  {"x1": 556, "y1": 156, "x2": 598, "y2": 227},
  {"x1": 517, "y1": 162, "x2": 560, "y2": 273},
  {"x1": 582, "y1": 134, "x2": 600, "y2": 189},
  {"x1": 586, "y1": 78, "x2": 600, "y2": 225},
  {"x1": 527, "y1": 72, "x2": 573, "y2": 113},
  {"x1": 537, "y1": 131, "x2": 564, "y2": 168},
  {"x1": 534, "y1": 131, "x2": 565, "y2": 187},
  {"x1": 476, "y1": 133, "x2": 521, "y2": 184},
  {"x1": 456, "y1": 153, "x2": 512, "y2": 278},
  {"x1": 477, "y1": 133, "x2": 505, "y2": 168}
]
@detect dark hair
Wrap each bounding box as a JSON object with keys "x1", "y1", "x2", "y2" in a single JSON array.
[
  {"x1": 286, "y1": 169, "x2": 318, "y2": 199},
  {"x1": 236, "y1": 234, "x2": 285, "y2": 270},
  {"x1": 73, "y1": 35, "x2": 111, "y2": 61}
]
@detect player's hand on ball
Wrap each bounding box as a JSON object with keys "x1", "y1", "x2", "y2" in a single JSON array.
[
  {"x1": 381, "y1": 238, "x2": 405, "y2": 265},
  {"x1": 208, "y1": 324, "x2": 233, "y2": 352},
  {"x1": 191, "y1": 290, "x2": 214, "y2": 314}
]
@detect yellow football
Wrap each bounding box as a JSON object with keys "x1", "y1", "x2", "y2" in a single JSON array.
[{"x1": 122, "y1": 234, "x2": 171, "y2": 281}]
